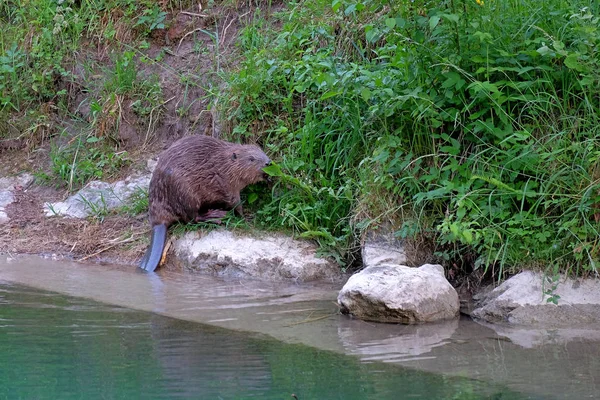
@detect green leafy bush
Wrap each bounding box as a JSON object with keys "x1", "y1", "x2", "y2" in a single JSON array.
[{"x1": 224, "y1": 0, "x2": 600, "y2": 273}]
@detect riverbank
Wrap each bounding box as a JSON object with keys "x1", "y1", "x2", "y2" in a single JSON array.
[{"x1": 1, "y1": 0, "x2": 599, "y2": 286}]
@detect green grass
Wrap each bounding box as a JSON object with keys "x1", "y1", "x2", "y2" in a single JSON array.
[
  {"x1": 118, "y1": 187, "x2": 150, "y2": 216},
  {"x1": 0, "y1": 0, "x2": 173, "y2": 188}
]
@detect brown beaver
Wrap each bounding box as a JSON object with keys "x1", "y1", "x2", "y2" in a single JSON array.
[{"x1": 139, "y1": 135, "x2": 271, "y2": 272}]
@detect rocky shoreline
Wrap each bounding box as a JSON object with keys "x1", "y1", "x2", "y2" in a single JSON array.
[{"x1": 2, "y1": 169, "x2": 600, "y2": 332}]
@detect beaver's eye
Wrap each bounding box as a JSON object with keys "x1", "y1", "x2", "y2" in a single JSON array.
[{"x1": 250, "y1": 156, "x2": 255, "y2": 162}]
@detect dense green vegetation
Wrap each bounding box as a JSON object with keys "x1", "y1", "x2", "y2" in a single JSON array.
[
  {"x1": 225, "y1": 0, "x2": 600, "y2": 275},
  {"x1": 1, "y1": 0, "x2": 600, "y2": 276}
]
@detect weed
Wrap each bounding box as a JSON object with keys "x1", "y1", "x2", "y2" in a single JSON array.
[
  {"x1": 78, "y1": 192, "x2": 110, "y2": 221},
  {"x1": 118, "y1": 187, "x2": 149, "y2": 216},
  {"x1": 135, "y1": 7, "x2": 168, "y2": 34},
  {"x1": 50, "y1": 131, "x2": 129, "y2": 190}
]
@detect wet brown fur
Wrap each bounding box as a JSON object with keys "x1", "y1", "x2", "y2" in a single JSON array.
[{"x1": 149, "y1": 135, "x2": 270, "y2": 227}]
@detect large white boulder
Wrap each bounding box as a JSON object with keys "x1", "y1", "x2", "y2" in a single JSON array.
[
  {"x1": 337, "y1": 264, "x2": 459, "y2": 324},
  {"x1": 172, "y1": 230, "x2": 343, "y2": 282},
  {"x1": 472, "y1": 271, "x2": 600, "y2": 326}
]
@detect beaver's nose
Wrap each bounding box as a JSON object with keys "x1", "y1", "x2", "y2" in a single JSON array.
[{"x1": 265, "y1": 160, "x2": 272, "y2": 167}]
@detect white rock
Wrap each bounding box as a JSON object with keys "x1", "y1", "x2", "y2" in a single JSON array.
[
  {"x1": 0, "y1": 173, "x2": 34, "y2": 224},
  {"x1": 362, "y1": 226, "x2": 407, "y2": 267},
  {"x1": 0, "y1": 173, "x2": 34, "y2": 191},
  {"x1": 472, "y1": 271, "x2": 600, "y2": 326},
  {"x1": 44, "y1": 174, "x2": 150, "y2": 218},
  {"x1": 147, "y1": 158, "x2": 158, "y2": 173},
  {"x1": 0, "y1": 210, "x2": 9, "y2": 224},
  {"x1": 337, "y1": 264, "x2": 459, "y2": 324},
  {"x1": 173, "y1": 230, "x2": 343, "y2": 282},
  {"x1": 0, "y1": 190, "x2": 14, "y2": 209}
]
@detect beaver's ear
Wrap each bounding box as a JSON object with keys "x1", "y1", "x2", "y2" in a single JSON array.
[{"x1": 231, "y1": 152, "x2": 237, "y2": 160}]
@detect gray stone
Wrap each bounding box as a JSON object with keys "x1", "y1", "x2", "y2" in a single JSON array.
[
  {"x1": 0, "y1": 190, "x2": 14, "y2": 209},
  {"x1": 44, "y1": 174, "x2": 150, "y2": 218},
  {"x1": 0, "y1": 173, "x2": 34, "y2": 191},
  {"x1": 173, "y1": 230, "x2": 343, "y2": 282},
  {"x1": 147, "y1": 158, "x2": 158, "y2": 174},
  {"x1": 337, "y1": 264, "x2": 459, "y2": 324},
  {"x1": 472, "y1": 271, "x2": 600, "y2": 326},
  {"x1": 0, "y1": 173, "x2": 34, "y2": 224},
  {"x1": 362, "y1": 227, "x2": 407, "y2": 267}
]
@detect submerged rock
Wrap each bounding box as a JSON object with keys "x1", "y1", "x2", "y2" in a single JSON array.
[
  {"x1": 172, "y1": 230, "x2": 343, "y2": 282},
  {"x1": 0, "y1": 174, "x2": 34, "y2": 224},
  {"x1": 472, "y1": 271, "x2": 600, "y2": 326},
  {"x1": 44, "y1": 174, "x2": 150, "y2": 218},
  {"x1": 337, "y1": 264, "x2": 459, "y2": 324}
]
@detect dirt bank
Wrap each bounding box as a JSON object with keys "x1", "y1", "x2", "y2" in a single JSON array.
[{"x1": 0, "y1": 2, "x2": 269, "y2": 265}]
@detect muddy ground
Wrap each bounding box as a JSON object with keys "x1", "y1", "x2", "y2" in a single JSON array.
[{"x1": 0, "y1": 2, "x2": 267, "y2": 266}]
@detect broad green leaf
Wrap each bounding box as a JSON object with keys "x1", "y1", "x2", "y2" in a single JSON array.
[
  {"x1": 462, "y1": 229, "x2": 474, "y2": 244},
  {"x1": 360, "y1": 87, "x2": 372, "y2": 102},
  {"x1": 320, "y1": 90, "x2": 342, "y2": 100},
  {"x1": 564, "y1": 53, "x2": 584, "y2": 71},
  {"x1": 263, "y1": 163, "x2": 283, "y2": 177},
  {"x1": 248, "y1": 193, "x2": 259, "y2": 204},
  {"x1": 331, "y1": 0, "x2": 342, "y2": 12}
]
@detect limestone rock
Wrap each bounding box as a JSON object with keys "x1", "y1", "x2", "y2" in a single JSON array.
[
  {"x1": 472, "y1": 271, "x2": 600, "y2": 326},
  {"x1": 0, "y1": 173, "x2": 34, "y2": 224},
  {"x1": 0, "y1": 190, "x2": 13, "y2": 224},
  {"x1": 172, "y1": 230, "x2": 343, "y2": 282},
  {"x1": 337, "y1": 264, "x2": 459, "y2": 324},
  {"x1": 147, "y1": 158, "x2": 158, "y2": 174},
  {"x1": 362, "y1": 227, "x2": 407, "y2": 267},
  {"x1": 44, "y1": 174, "x2": 150, "y2": 218}
]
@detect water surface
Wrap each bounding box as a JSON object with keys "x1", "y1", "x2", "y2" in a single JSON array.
[
  {"x1": 0, "y1": 283, "x2": 533, "y2": 400},
  {"x1": 1, "y1": 255, "x2": 599, "y2": 399}
]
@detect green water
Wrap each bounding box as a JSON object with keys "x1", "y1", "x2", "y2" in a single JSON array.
[{"x1": 0, "y1": 283, "x2": 541, "y2": 400}]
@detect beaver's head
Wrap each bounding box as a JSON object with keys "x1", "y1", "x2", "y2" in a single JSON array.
[{"x1": 229, "y1": 144, "x2": 271, "y2": 186}]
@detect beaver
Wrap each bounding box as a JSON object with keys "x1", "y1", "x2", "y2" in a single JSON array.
[{"x1": 139, "y1": 135, "x2": 271, "y2": 272}]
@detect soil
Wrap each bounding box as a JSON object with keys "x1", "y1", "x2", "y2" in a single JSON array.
[
  {"x1": 0, "y1": 179, "x2": 149, "y2": 264},
  {"x1": 0, "y1": 2, "x2": 272, "y2": 266}
]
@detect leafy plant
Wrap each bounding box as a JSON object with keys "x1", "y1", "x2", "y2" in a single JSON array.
[
  {"x1": 221, "y1": 0, "x2": 600, "y2": 273},
  {"x1": 135, "y1": 6, "x2": 168, "y2": 34}
]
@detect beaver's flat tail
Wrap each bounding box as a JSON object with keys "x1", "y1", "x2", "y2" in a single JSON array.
[{"x1": 139, "y1": 224, "x2": 167, "y2": 272}]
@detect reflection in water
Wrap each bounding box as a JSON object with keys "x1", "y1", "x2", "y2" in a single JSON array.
[
  {"x1": 478, "y1": 320, "x2": 600, "y2": 348},
  {"x1": 338, "y1": 317, "x2": 458, "y2": 363},
  {"x1": 0, "y1": 283, "x2": 535, "y2": 400}
]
